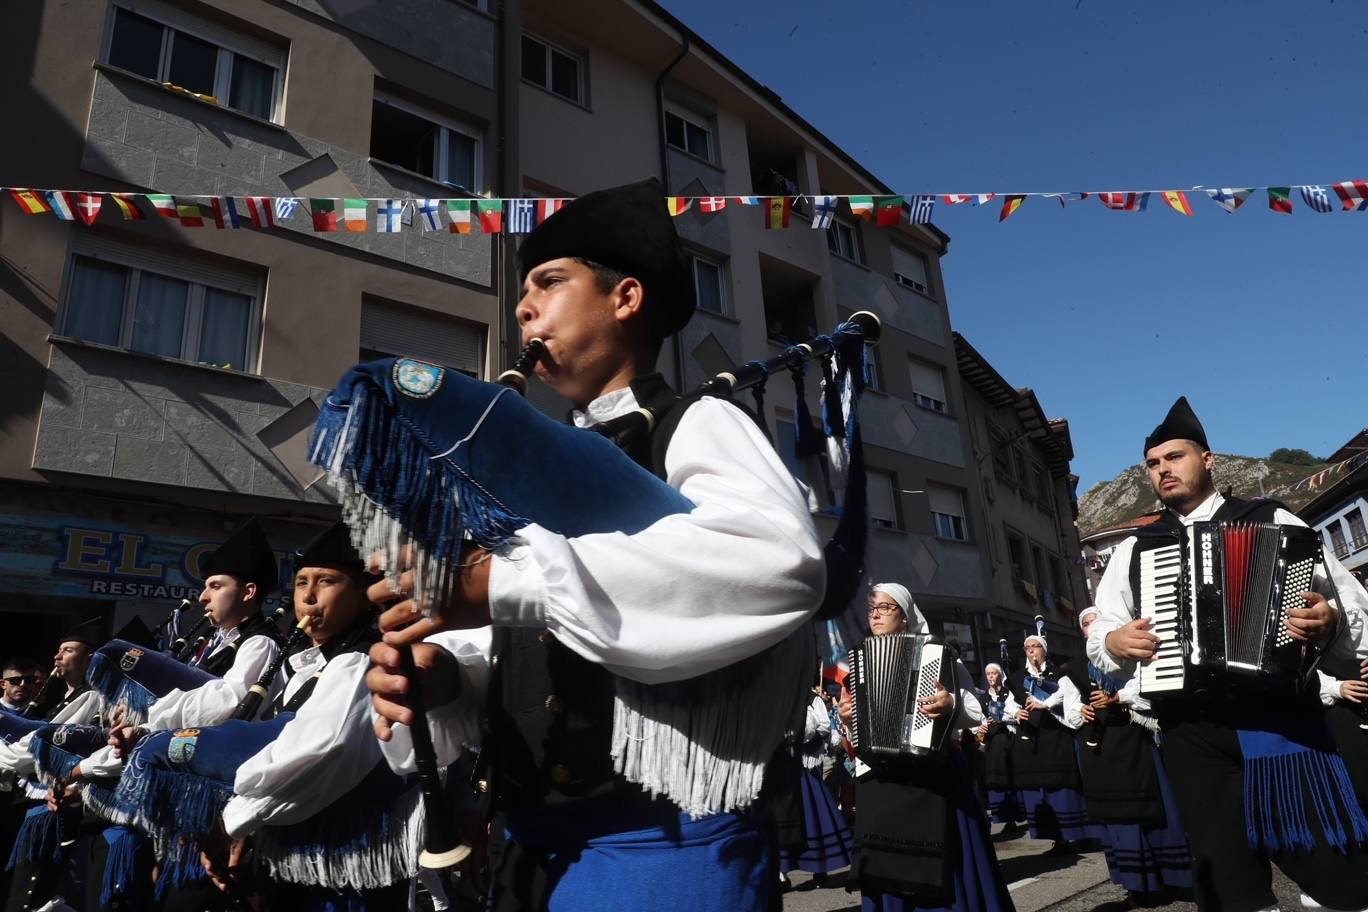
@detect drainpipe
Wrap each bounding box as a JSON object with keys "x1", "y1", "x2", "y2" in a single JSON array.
[
  {"x1": 496, "y1": 0, "x2": 521, "y2": 373},
  {"x1": 655, "y1": 33, "x2": 689, "y2": 390}
]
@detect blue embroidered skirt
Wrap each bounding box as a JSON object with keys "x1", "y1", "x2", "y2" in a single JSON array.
[
  {"x1": 1097, "y1": 747, "x2": 1193, "y2": 894},
  {"x1": 1020, "y1": 786, "x2": 1095, "y2": 843},
  {"x1": 782, "y1": 768, "x2": 853, "y2": 874},
  {"x1": 986, "y1": 789, "x2": 1025, "y2": 824}
]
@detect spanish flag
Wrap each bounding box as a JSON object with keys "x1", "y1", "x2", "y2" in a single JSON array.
[
  {"x1": 999, "y1": 195, "x2": 1025, "y2": 222},
  {"x1": 764, "y1": 196, "x2": 792, "y2": 230},
  {"x1": 665, "y1": 197, "x2": 691, "y2": 217},
  {"x1": 10, "y1": 189, "x2": 52, "y2": 215},
  {"x1": 1160, "y1": 190, "x2": 1193, "y2": 217}
]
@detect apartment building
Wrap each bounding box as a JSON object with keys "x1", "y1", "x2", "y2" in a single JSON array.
[
  {"x1": 1298, "y1": 428, "x2": 1368, "y2": 588},
  {"x1": 1, "y1": 0, "x2": 505, "y2": 652},
  {"x1": 954, "y1": 333, "x2": 1090, "y2": 661}
]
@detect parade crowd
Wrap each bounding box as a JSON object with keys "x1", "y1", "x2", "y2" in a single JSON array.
[{"x1": 0, "y1": 183, "x2": 1366, "y2": 912}]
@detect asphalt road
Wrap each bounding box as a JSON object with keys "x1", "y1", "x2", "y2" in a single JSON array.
[{"x1": 780, "y1": 823, "x2": 1306, "y2": 911}]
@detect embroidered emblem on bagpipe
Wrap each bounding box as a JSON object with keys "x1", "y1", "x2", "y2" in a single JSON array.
[
  {"x1": 120, "y1": 647, "x2": 145, "y2": 672},
  {"x1": 391, "y1": 358, "x2": 444, "y2": 398},
  {"x1": 168, "y1": 729, "x2": 200, "y2": 764}
]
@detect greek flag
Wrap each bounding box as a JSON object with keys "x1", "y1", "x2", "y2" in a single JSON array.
[
  {"x1": 1300, "y1": 185, "x2": 1333, "y2": 213},
  {"x1": 907, "y1": 194, "x2": 935, "y2": 224},
  {"x1": 274, "y1": 197, "x2": 301, "y2": 220},
  {"x1": 508, "y1": 198, "x2": 538, "y2": 234}
]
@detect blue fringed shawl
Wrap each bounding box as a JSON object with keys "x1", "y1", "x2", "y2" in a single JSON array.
[
  {"x1": 86, "y1": 639, "x2": 215, "y2": 725},
  {"x1": 28, "y1": 723, "x2": 108, "y2": 787}
]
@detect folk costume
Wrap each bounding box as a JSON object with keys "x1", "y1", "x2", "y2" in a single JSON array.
[
  {"x1": 848, "y1": 584, "x2": 1014, "y2": 912},
  {"x1": 1088, "y1": 397, "x2": 1368, "y2": 912},
  {"x1": 978, "y1": 664, "x2": 1024, "y2": 826},
  {"x1": 1316, "y1": 667, "x2": 1368, "y2": 817},
  {"x1": 338, "y1": 181, "x2": 829, "y2": 912},
  {"x1": 780, "y1": 692, "x2": 853, "y2": 878},
  {"x1": 1067, "y1": 607, "x2": 1192, "y2": 900}
]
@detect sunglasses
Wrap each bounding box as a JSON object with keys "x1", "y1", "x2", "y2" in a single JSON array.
[{"x1": 2, "y1": 675, "x2": 40, "y2": 686}]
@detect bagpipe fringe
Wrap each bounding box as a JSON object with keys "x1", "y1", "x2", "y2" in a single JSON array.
[
  {"x1": 6, "y1": 806, "x2": 62, "y2": 871},
  {"x1": 85, "y1": 649, "x2": 159, "y2": 725},
  {"x1": 612, "y1": 625, "x2": 813, "y2": 818},
  {"x1": 256, "y1": 784, "x2": 423, "y2": 890},
  {"x1": 101, "y1": 826, "x2": 150, "y2": 909}
]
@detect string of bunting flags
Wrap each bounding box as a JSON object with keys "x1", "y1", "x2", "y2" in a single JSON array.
[
  {"x1": 7, "y1": 180, "x2": 1368, "y2": 234},
  {"x1": 1263, "y1": 448, "x2": 1368, "y2": 499}
]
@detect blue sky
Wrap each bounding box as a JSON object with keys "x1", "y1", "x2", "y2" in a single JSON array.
[{"x1": 659, "y1": 0, "x2": 1368, "y2": 491}]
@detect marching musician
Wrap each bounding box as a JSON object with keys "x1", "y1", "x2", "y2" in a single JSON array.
[
  {"x1": 0, "y1": 660, "x2": 42, "y2": 717},
  {"x1": 838, "y1": 583, "x2": 1013, "y2": 912},
  {"x1": 1067, "y1": 606, "x2": 1192, "y2": 904},
  {"x1": 364, "y1": 179, "x2": 825, "y2": 911},
  {"x1": 42, "y1": 619, "x2": 102, "y2": 720},
  {"x1": 976, "y1": 662, "x2": 1024, "y2": 830},
  {"x1": 1009, "y1": 629, "x2": 1089, "y2": 854},
  {"x1": 1087, "y1": 396, "x2": 1368, "y2": 912}
]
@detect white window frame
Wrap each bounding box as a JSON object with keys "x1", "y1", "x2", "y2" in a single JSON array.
[
  {"x1": 59, "y1": 238, "x2": 264, "y2": 372},
  {"x1": 521, "y1": 33, "x2": 585, "y2": 105},
  {"x1": 372, "y1": 91, "x2": 484, "y2": 192},
  {"x1": 891, "y1": 245, "x2": 932, "y2": 296},
  {"x1": 928, "y1": 484, "x2": 968, "y2": 541},
  {"x1": 827, "y1": 220, "x2": 864, "y2": 264},
  {"x1": 690, "y1": 253, "x2": 727, "y2": 316},
  {"x1": 908, "y1": 358, "x2": 948, "y2": 414},
  {"x1": 103, "y1": 3, "x2": 284, "y2": 122},
  {"x1": 663, "y1": 105, "x2": 715, "y2": 163}
]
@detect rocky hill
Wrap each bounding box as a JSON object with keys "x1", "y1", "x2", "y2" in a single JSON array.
[{"x1": 1078, "y1": 454, "x2": 1329, "y2": 537}]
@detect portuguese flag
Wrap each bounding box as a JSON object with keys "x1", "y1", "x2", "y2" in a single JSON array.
[{"x1": 874, "y1": 195, "x2": 904, "y2": 227}]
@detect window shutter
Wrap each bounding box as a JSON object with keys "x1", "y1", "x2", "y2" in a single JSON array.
[
  {"x1": 908, "y1": 358, "x2": 947, "y2": 401},
  {"x1": 360, "y1": 298, "x2": 485, "y2": 376}
]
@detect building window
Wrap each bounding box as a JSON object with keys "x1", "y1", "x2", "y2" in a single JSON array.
[
  {"x1": 62, "y1": 251, "x2": 260, "y2": 371},
  {"x1": 692, "y1": 255, "x2": 726, "y2": 316},
  {"x1": 1012, "y1": 448, "x2": 1029, "y2": 493},
  {"x1": 370, "y1": 93, "x2": 482, "y2": 191},
  {"x1": 105, "y1": 7, "x2": 281, "y2": 121},
  {"x1": 990, "y1": 428, "x2": 1013, "y2": 482},
  {"x1": 1031, "y1": 543, "x2": 1047, "y2": 590},
  {"x1": 1034, "y1": 464, "x2": 1053, "y2": 504},
  {"x1": 1348, "y1": 511, "x2": 1367, "y2": 549},
  {"x1": 1326, "y1": 523, "x2": 1348, "y2": 557},
  {"x1": 908, "y1": 358, "x2": 948, "y2": 413},
  {"x1": 827, "y1": 220, "x2": 864, "y2": 264},
  {"x1": 664, "y1": 108, "x2": 714, "y2": 162},
  {"x1": 891, "y1": 246, "x2": 932, "y2": 296},
  {"x1": 1006, "y1": 529, "x2": 1027, "y2": 579},
  {"x1": 359, "y1": 297, "x2": 484, "y2": 378},
  {"x1": 1051, "y1": 557, "x2": 1068, "y2": 600},
  {"x1": 928, "y1": 484, "x2": 967, "y2": 541},
  {"x1": 869, "y1": 469, "x2": 901, "y2": 530},
  {"x1": 864, "y1": 342, "x2": 883, "y2": 391},
  {"x1": 521, "y1": 34, "x2": 583, "y2": 104}
]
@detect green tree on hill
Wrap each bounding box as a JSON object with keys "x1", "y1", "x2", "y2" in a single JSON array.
[{"x1": 1268, "y1": 447, "x2": 1322, "y2": 466}]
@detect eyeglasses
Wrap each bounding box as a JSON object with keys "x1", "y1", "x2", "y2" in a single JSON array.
[
  {"x1": 1, "y1": 675, "x2": 40, "y2": 686},
  {"x1": 867, "y1": 602, "x2": 902, "y2": 616}
]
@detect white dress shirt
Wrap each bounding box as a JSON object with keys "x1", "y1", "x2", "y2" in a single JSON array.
[{"x1": 1087, "y1": 492, "x2": 1368, "y2": 679}]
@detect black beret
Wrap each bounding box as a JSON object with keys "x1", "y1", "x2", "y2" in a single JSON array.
[
  {"x1": 1143, "y1": 396, "x2": 1209, "y2": 455},
  {"x1": 201, "y1": 518, "x2": 279, "y2": 594},
  {"x1": 59, "y1": 616, "x2": 107, "y2": 649},
  {"x1": 295, "y1": 521, "x2": 373, "y2": 580},
  {"x1": 517, "y1": 179, "x2": 694, "y2": 338}
]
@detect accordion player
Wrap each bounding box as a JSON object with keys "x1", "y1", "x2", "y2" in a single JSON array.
[
  {"x1": 1135, "y1": 519, "x2": 1335, "y2": 697},
  {"x1": 848, "y1": 634, "x2": 959, "y2": 763}
]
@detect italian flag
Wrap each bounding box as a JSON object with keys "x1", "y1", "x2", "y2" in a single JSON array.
[
  {"x1": 874, "y1": 195, "x2": 904, "y2": 227},
  {"x1": 848, "y1": 195, "x2": 874, "y2": 220},
  {"x1": 310, "y1": 198, "x2": 339, "y2": 232},
  {"x1": 1267, "y1": 187, "x2": 1293, "y2": 214},
  {"x1": 477, "y1": 199, "x2": 503, "y2": 234},
  {"x1": 343, "y1": 198, "x2": 367, "y2": 232},
  {"x1": 10, "y1": 189, "x2": 52, "y2": 215}
]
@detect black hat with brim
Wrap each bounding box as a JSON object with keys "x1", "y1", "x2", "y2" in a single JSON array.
[
  {"x1": 201, "y1": 518, "x2": 279, "y2": 595},
  {"x1": 516, "y1": 179, "x2": 694, "y2": 338},
  {"x1": 1143, "y1": 396, "x2": 1209, "y2": 454}
]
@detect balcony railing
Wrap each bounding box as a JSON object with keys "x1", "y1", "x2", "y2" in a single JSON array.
[{"x1": 1332, "y1": 529, "x2": 1368, "y2": 560}]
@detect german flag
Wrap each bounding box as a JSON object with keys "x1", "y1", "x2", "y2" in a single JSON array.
[
  {"x1": 665, "y1": 197, "x2": 691, "y2": 217},
  {"x1": 999, "y1": 195, "x2": 1026, "y2": 222}
]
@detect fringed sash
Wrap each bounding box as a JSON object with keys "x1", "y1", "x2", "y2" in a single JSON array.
[
  {"x1": 1237, "y1": 719, "x2": 1368, "y2": 854},
  {"x1": 86, "y1": 639, "x2": 215, "y2": 725},
  {"x1": 29, "y1": 723, "x2": 107, "y2": 787}
]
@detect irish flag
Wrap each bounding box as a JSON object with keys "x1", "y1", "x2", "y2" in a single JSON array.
[
  {"x1": 343, "y1": 198, "x2": 367, "y2": 232},
  {"x1": 848, "y1": 195, "x2": 874, "y2": 220},
  {"x1": 447, "y1": 199, "x2": 473, "y2": 234}
]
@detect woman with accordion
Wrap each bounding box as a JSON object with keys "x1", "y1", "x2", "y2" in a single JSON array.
[{"x1": 838, "y1": 583, "x2": 1014, "y2": 912}]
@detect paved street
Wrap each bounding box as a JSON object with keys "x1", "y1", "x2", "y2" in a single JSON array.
[{"x1": 781, "y1": 824, "x2": 1305, "y2": 911}]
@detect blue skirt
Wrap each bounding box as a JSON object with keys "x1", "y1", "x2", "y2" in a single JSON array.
[
  {"x1": 1020, "y1": 786, "x2": 1096, "y2": 843},
  {"x1": 862, "y1": 761, "x2": 1016, "y2": 912},
  {"x1": 986, "y1": 789, "x2": 1025, "y2": 825},
  {"x1": 1099, "y1": 748, "x2": 1193, "y2": 895},
  {"x1": 504, "y1": 802, "x2": 769, "y2": 912},
  {"x1": 782, "y1": 768, "x2": 853, "y2": 874}
]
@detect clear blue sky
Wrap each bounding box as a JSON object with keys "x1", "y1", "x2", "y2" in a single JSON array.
[{"x1": 659, "y1": 0, "x2": 1368, "y2": 492}]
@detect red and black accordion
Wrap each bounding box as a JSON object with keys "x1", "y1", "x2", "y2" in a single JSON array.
[{"x1": 1137, "y1": 521, "x2": 1325, "y2": 697}]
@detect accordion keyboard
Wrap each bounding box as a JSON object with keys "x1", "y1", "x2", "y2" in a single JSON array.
[{"x1": 1139, "y1": 543, "x2": 1185, "y2": 695}]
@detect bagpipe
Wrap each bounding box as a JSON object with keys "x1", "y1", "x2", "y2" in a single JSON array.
[
  {"x1": 306, "y1": 311, "x2": 881, "y2": 875},
  {"x1": 1018, "y1": 616, "x2": 1061, "y2": 741}
]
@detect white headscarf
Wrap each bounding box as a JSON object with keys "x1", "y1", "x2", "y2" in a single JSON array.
[
  {"x1": 983, "y1": 662, "x2": 1005, "y2": 693},
  {"x1": 1077, "y1": 606, "x2": 1100, "y2": 629},
  {"x1": 1023, "y1": 633, "x2": 1048, "y2": 675},
  {"x1": 871, "y1": 583, "x2": 929, "y2": 635}
]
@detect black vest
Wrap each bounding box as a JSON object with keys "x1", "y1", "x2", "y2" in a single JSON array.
[
  {"x1": 483, "y1": 375, "x2": 694, "y2": 811},
  {"x1": 197, "y1": 610, "x2": 283, "y2": 678}
]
